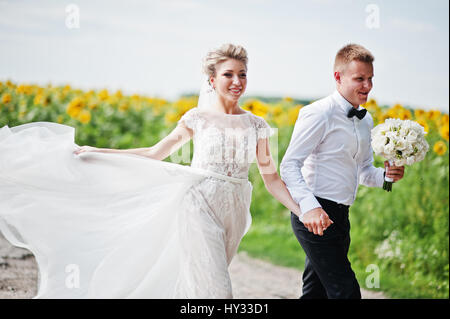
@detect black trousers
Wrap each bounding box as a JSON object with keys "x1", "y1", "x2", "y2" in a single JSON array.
[{"x1": 291, "y1": 196, "x2": 361, "y2": 299}]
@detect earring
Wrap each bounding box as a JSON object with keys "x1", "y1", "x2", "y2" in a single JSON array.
[{"x1": 207, "y1": 80, "x2": 215, "y2": 92}]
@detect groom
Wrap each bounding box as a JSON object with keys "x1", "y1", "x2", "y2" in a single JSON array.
[{"x1": 280, "y1": 44, "x2": 405, "y2": 299}]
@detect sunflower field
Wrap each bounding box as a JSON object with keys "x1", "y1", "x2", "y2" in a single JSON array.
[{"x1": 0, "y1": 80, "x2": 448, "y2": 298}]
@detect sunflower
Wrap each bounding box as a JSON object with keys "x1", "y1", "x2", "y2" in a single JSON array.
[
  {"x1": 433, "y1": 141, "x2": 447, "y2": 156},
  {"x1": 98, "y1": 89, "x2": 109, "y2": 101},
  {"x1": 414, "y1": 109, "x2": 426, "y2": 119},
  {"x1": 1, "y1": 93, "x2": 12, "y2": 104},
  {"x1": 362, "y1": 98, "x2": 378, "y2": 111},
  {"x1": 270, "y1": 105, "x2": 283, "y2": 117},
  {"x1": 164, "y1": 110, "x2": 179, "y2": 124},
  {"x1": 66, "y1": 97, "x2": 85, "y2": 118},
  {"x1": 377, "y1": 112, "x2": 390, "y2": 124},
  {"x1": 78, "y1": 110, "x2": 91, "y2": 124},
  {"x1": 426, "y1": 110, "x2": 441, "y2": 121},
  {"x1": 439, "y1": 124, "x2": 449, "y2": 141},
  {"x1": 119, "y1": 102, "x2": 129, "y2": 112}
]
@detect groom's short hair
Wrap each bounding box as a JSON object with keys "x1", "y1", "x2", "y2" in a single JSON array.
[{"x1": 334, "y1": 44, "x2": 374, "y2": 73}]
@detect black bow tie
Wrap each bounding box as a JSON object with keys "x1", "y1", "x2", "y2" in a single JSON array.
[{"x1": 347, "y1": 107, "x2": 367, "y2": 120}]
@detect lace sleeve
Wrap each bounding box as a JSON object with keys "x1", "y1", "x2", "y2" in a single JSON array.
[
  {"x1": 178, "y1": 108, "x2": 198, "y2": 131},
  {"x1": 254, "y1": 115, "x2": 275, "y2": 140}
]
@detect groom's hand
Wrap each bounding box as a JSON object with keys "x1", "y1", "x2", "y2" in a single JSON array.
[
  {"x1": 384, "y1": 161, "x2": 405, "y2": 182},
  {"x1": 302, "y1": 208, "x2": 333, "y2": 236}
]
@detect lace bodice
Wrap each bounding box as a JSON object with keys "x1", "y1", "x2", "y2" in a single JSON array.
[{"x1": 178, "y1": 107, "x2": 274, "y2": 179}]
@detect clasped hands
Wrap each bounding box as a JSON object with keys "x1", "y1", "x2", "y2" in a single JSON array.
[{"x1": 302, "y1": 208, "x2": 333, "y2": 236}]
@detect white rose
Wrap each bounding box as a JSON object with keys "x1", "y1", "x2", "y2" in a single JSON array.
[
  {"x1": 372, "y1": 135, "x2": 387, "y2": 154},
  {"x1": 395, "y1": 138, "x2": 407, "y2": 151},
  {"x1": 403, "y1": 120, "x2": 413, "y2": 129},
  {"x1": 416, "y1": 142, "x2": 424, "y2": 152},
  {"x1": 405, "y1": 143, "x2": 414, "y2": 154},
  {"x1": 385, "y1": 141, "x2": 396, "y2": 155},
  {"x1": 371, "y1": 125, "x2": 383, "y2": 137},
  {"x1": 406, "y1": 130, "x2": 418, "y2": 143},
  {"x1": 399, "y1": 124, "x2": 410, "y2": 137},
  {"x1": 406, "y1": 156, "x2": 416, "y2": 165},
  {"x1": 385, "y1": 131, "x2": 397, "y2": 142}
]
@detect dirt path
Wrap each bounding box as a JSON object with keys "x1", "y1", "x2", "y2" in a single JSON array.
[
  {"x1": 0, "y1": 233, "x2": 385, "y2": 299},
  {"x1": 230, "y1": 251, "x2": 386, "y2": 299}
]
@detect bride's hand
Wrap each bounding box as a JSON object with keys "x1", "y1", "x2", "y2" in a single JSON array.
[{"x1": 74, "y1": 145, "x2": 99, "y2": 155}]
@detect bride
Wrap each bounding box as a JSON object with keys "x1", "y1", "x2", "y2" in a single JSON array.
[{"x1": 0, "y1": 43, "x2": 332, "y2": 298}]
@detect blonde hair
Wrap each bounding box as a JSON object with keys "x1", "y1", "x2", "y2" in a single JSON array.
[
  {"x1": 203, "y1": 43, "x2": 248, "y2": 78},
  {"x1": 334, "y1": 44, "x2": 374, "y2": 73}
]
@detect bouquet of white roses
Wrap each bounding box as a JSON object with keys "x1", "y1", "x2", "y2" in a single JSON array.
[{"x1": 371, "y1": 118, "x2": 429, "y2": 192}]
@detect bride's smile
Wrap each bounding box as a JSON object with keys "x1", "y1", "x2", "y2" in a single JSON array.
[{"x1": 229, "y1": 86, "x2": 242, "y2": 95}]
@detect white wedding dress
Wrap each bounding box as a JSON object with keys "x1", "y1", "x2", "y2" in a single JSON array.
[{"x1": 0, "y1": 107, "x2": 273, "y2": 298}]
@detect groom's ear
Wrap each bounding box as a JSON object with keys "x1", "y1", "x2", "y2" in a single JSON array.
[{"x1": 334, "y1": 71, "x2": 341, "y2": 84}]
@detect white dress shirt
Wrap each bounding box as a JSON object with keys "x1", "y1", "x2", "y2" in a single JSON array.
[{"x1": 280, "y1": 90, "x2": 385, "y2": 220}]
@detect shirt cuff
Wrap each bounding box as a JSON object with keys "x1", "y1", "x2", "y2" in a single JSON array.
[
  {"x1": 298, "y1": 194, "x2": 322, "y2": 222},
  {"x1": 377, "y1": 168, "x2": 386, "y2": 188}
]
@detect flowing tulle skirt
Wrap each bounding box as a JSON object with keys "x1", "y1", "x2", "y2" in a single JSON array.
[{"x1": 0, "y1": 122, "x2": 252, "y2": 298}]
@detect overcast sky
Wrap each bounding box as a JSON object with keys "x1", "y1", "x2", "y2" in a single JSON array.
[{"x1": 0, "y1": 0, "x2": 448, "y2": 111}]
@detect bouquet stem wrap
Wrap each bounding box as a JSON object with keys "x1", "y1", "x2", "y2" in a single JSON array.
[{"x1": 383, "y1": 160, "x2": 394, "y2": 192}]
